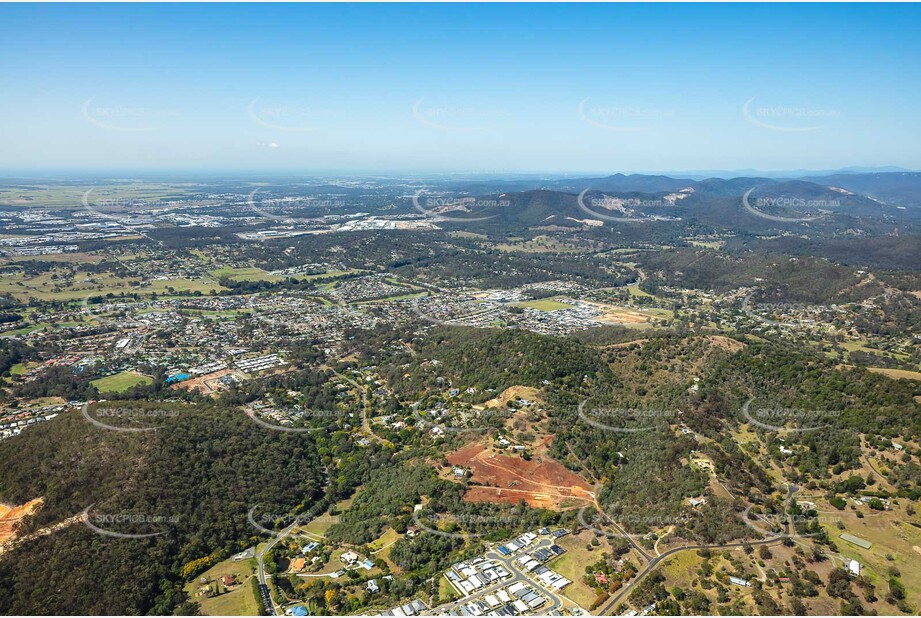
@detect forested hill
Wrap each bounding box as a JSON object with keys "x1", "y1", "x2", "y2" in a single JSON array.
[
  {"x1": 0, "y1": 402, "x2": 326, "y2": 615},
  {"x1": 370, "y1": 325, "x2": 612, "y2": 400}
]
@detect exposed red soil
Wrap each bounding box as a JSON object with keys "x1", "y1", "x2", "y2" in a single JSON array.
[
  {"x1": 0, "y1": 498, "x2": 43, "y2": 545},
  {"x1": 446, "y1": 442, "x2": 594, "y2": 510}
]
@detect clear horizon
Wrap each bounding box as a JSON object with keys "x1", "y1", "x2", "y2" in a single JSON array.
[
  {"x1": 0, "y1": 166, "x2": 916, "y2": 181},
  {"x1": 2, "y1": 3, "x2": 919, "y2": 173}
]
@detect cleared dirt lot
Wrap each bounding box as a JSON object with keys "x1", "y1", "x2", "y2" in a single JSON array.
[
  {"x1": 583, "y1": 301, "x2": 663, "y2": 325},
  {"x1": 483, "y1": 385, "x2": 541, "y2": 409},
  {"x1": 171, "y1": 369, "x2": 236, "y2": 395},
  {"x1": 0, "y1": 498, "x2": 42, "y2": 544},
  {"x1": 446, "y1": 442, "x2": 593, "y2": 510}
]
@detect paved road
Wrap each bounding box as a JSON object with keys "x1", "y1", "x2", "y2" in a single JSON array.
[
  {"x1": 257, "y1": 583, "x2": 275, "y2": 616},
  {"x1": 593, "y1": 505, "x2": 653, "y2": 564},
  {"x1": 489, "y1": 541, "x2": 567, "y2": 613},
  {"x1": 254, "y1": 468, "x2": 332, "y2": 615},
  {"x1": 598, "y1": 533, "x2": 785, "y2": 615},
  {"x1": 256, "y1": 518, "x2": 301, "y2": 615},
  {"x1": 598, "y1": 484, "x2": 799, "y2": 616},
  {"x1": 431, "y1": 538, "x2": 569, "y2": 615}
]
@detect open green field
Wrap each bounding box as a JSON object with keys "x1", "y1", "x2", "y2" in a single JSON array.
[
  {"x1": 642, "y1": 307, "x2": 674, "y2": 319},
  {"x1": 0, "y1": 320, "x2": 83, "y2": 337},
  {"x1": 0, "y1": 323, "x2": 52, "y2": 337},
  {"x1": 840, "y1": 340, "x2": 873, "y2": 354},
  {"x1": 301, "y1": 515, "x2": 338, "y2": 538},
  {"x1": 147, "y1": 278, "x2": 225, "y2": 295},
  {"x1": 3, "y1": 361, "x2": 41, "y2": 385},
  {"x1": 0, "y1": 252, "x2": 104, "y2": 264},
  {"x1": 183, "y1": 555, "x2": 258, "y2": 616},
  {"x1": 867, "y1": 367, "x2": 921, "y2": 381},
  {"x1": 495, "y1": 235, "x2": 596, "y2": 253},
  {"x1": 9, "y1": 362, "x2": 39, "y2": 376},
  {"x1": 210, "y1": 267, "x2": 283, "y2": 283},
  {"x1": 687, "y1": 240, "x2": 724, "y2": 249},
  {"x1": 301, "y1": 496, "x2": 354, "y2": 538},
  {"x1": 817, "y1": 499, "x2": 921, "y2": 609},
  {"x1": 625, "y1": 283, "x2": 653, "y2": 298},
  {"x1": 308, "y1": 295, "x2": 334, "y2": 306},
  {"x1": 438, "y1": 575, "x2": 460, "y2": 604},
  {"x1": 547, "y1": 553, "x2": 597, "y2": 608},
  {"x1": 0, "y1": 267, "x2": 226, "y2": 302},
  {"x1": 660, "y1": 548, "x2": 703, "y2": 583},
  {"x1": 840, "y1": 340, "x2": 913, "y2": 364},
  {"x1": 654, "y1": 547, "x2": 768, "y2": 614},
  {"x1": 91, "y1": 371, "x2": 154, "y2": 393},
  {"x1": 0, "y1": 182, "x2": 199, "y2": 209},
  {"x1": 513, "y1": 298, "x2": 574, "y2": 311},
  {"x1": 546, "y1": 530, "x2": 605, "y2": 609},
  {"x1": 367, "y1": 527, "x2": 401, "y2": 552}
]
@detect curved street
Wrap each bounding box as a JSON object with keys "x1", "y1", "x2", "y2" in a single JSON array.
[{"x1": 598, "y1": 484, "x2": 799, "y2": 615}]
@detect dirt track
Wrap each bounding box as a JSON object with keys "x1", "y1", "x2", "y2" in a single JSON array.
[
  {"x1": 447, "y1": 443, "x2": 594, "y2": 510},
  {"x1": 0, "y1": 498, "x2": 43, "y2": 545}
]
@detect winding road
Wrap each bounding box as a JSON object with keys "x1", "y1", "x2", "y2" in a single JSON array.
[
  {"x1": 597, "y1": 483, "x2": 799, "y2": 615},
  {"x1": 255, "y1": 466, "x2": 331, "y2": 615}
]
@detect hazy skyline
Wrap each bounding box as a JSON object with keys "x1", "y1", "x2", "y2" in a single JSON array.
[{"x1": 1, "y1": 3, "x2": 919, "y2": 173}]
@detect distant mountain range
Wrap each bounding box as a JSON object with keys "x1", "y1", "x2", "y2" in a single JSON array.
[
  {"x1": 412, "y1": 172, "x2": 921, "y2": 234},
  {"x1": 650, "y1": 166, "x2": 915, "y2": 179},
  {"x1": 431, "y1": 171, "x2": 921, "y2": 203}
]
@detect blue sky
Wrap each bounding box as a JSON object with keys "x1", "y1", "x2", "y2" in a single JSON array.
[{"x1": 1, "y1": 3, "x2": 919, "y2": 174}]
